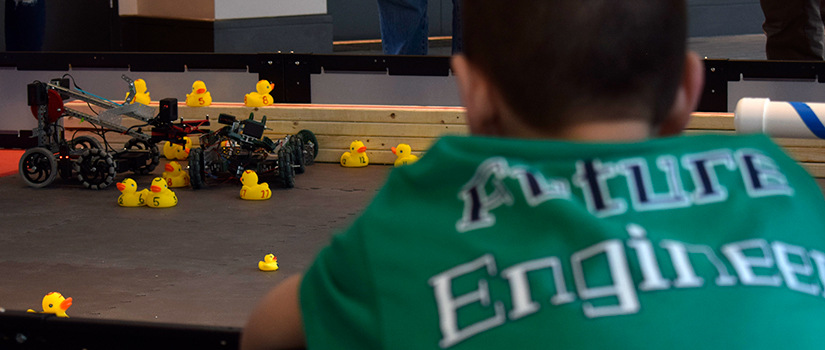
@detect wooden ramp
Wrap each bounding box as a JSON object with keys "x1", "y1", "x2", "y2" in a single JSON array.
[
  {"x1": 63, "y1": 102, "x2": 825, "y2": 178},
  {"x1": 688, "y1": 112, "x2": 825, "y2": 178}
]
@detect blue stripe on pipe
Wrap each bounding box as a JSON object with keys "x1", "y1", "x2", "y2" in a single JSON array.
[{"x1": 789, "y1": 101, "x2": 825, "y2": 139}]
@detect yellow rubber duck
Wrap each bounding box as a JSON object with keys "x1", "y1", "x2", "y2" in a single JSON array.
[
  {"x1": 186, "y1": 80, "x2": 212, "y2": 107},
  {"x1": 392, "y1": 143, "x2": 420, "y2": 167},
  {"x1": 127, "y1": 78, "x2": 151, "y2": 105},
  {"x1": 27, "y1": 292, "x2": 72, "y2": 318},
  {"x1": 162, "y1": 137, "x2": 191, "y2": 160},
  {"x1": 258, "y1": 254, "x2": 279, "y2": 271},
  {"x1": 146, "y1": 177, "x2": 178, "y2": 208},
  {"x1": 116, "y1": 178, "x2": 149, "y2": 207},
  {"x1": 340, "y1": 140, "x2": 369, "y2": 167},
  {"x1": 240, "y1": 169, "x2": 272, "y2": 200},
  {"x1": 162, "y1": 161, "x2": 190, "y2": 188},
  {"x1": 244, "y1": 80, "x2": 275, "y2": 107}
]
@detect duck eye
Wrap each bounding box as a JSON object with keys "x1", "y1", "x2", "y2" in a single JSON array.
[{"x1": 48, "y1": 304, "x2": 53, "y2": 308}]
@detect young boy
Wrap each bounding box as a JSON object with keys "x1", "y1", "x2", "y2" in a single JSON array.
[{"x1": 242, "y1": 0, "x2": 825, "y2": 348}]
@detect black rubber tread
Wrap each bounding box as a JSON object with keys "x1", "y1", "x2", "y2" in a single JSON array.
[
  {"x1": 189, "y1": 147, "x2": 206, "y2": 190},
  {"x1": 290, "y1": 137, "x2": 306, "y2": 174},
  {"x1": 277, "y1": 148, "x2": 295, "y2": 189},
  {"x1": 60, "y1": 136, "x2": 102, "y2": 180},
  {"x1": 124, "y1": 137, "x2": 160, "y2": 174},
  {"x1": 295, "y1": 129, "x2": 318, "y2": 160},
  {"x1": 74, "y1": 148, "x2": 116, "y2": 190},
  {"x1": 70, "y1": 136, "x2": 102, "y2": 152}
]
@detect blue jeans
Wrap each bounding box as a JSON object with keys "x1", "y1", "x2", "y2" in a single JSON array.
[{"x1": 377, "y1": 0, "x2": 462, "y2": 55}]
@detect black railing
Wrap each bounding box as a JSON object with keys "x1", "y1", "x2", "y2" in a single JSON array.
[
  {"x1": 2, "y1": 52, "x2": 824, "y2": 111},
  {"x1": 0, "y1": 310, "x2": 240, "y2": 350}
]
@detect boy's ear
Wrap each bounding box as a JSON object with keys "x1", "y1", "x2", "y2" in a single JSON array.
[
  {"x1": 658, "y1": 51, "x2": 705, "y2": 137},
  {"x1": 452, "y1": 55, "x2": 501, "y2": 135}
]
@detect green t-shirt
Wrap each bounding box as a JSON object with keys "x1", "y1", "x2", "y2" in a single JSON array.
[{"x1": 301, "y1": 134, "x2": 825, "y2": 349}]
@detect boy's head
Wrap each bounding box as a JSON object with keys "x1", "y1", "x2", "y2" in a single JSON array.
[{"x1": 453, "y1": 0, "x2": 704, "y2": 139}]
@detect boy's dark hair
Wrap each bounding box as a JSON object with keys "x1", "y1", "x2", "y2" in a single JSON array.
[{"x1": 462, "y1": 0, "x2": 688, "y2": 130}]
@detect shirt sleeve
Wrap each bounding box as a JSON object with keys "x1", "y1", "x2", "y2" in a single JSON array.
[{"x1": 300, "y1": 217, "x2": 381, "y2": 349}]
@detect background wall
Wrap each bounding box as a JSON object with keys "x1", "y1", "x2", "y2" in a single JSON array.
[
  {"x1": 42, "y1": 1, "x2": 122, "y2": 51},
  {"x1": 328, "y1": 0, "x2": 455, "y2": 41},
  {"x1": 1, "y1": 0, "x2": 766, "y2": 52},
  {"x1": 121, "y1": 0, "x2": 326, "y2": 21},
  {"x1": 687, "y1": 0, "x2": 764, "y2": 37},
  {"x1": 2, "y1": 0, "x2": 331, "y2": 53},
  {"x1": 0, "y1": 3, "x2": 4, "y2": 51},
  {"x1": 215, "y1": 0, "x2": 326, "y2": 19},
  {"x1": 0, "y1": 68, "x2": 259, "y2": 131},
  {"x1": 119, "y1": 0, "x2": 214, "y2": 20},
  {"x1": 326, "y1": 0, "x2": 765, "y2": 41}
]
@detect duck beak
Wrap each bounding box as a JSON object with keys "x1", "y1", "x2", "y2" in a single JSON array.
[
  {"x1": 151, "y1": 185, "x2": 162, "y2": 193},
  {"x1": 61, "y1": 297, "x2": 72, "y2": 310},
  {"x1": 165, "y1": 163, "x2": 174, "y2": 172},
  {"x1": 196, "y1": 88, "x2": 206, "y2": 94},
  {"x1": 358, "y1": 146, "x2": 367, "y2": 153},
  {"x1": 391, "y1": 147, "x2": 397, "y2": 155},
  {"x1": 269, "y1": 83, "x2": 275, "y2": 90},
  {"x1": 116, "y1": 183, "x2": 126, "y2": 191}
]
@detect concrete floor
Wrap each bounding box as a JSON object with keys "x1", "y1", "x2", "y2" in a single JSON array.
[
  {"x1": 0, "y1": 162, "x2": 392, "y2": 329},
  {"x1": 3, "y1": 157, "x2": 823, "y2": 331}
]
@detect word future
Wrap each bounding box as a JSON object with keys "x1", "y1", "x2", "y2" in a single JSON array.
[
  {"x1": 431, "y1": 149, "x2": 804, "y2": 348},
  {"x1": 457, "y1": 148, "x2": 793, "y2": 233}
]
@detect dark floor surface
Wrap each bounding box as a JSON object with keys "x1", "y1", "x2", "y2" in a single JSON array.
[
  {"x1": 0, "y1": 162, "x2": 392, "y2": 328},
  {"x1": 3, "y1": 158, "x2": 823, "y2": 331}
]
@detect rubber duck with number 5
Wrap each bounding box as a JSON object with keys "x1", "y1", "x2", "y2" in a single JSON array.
[
  {"x1": 340, "y1": 140, "x2": 369, "y2": 167},
  {"x1": 146, "y1": 177, "x2": 178, "y2": 208},
  {"x1": 186, "y1": 80, "x2": 212, "y2": 107},
  {"x1": 244, "y1": 80, "x2": 275, "y2": 107}
]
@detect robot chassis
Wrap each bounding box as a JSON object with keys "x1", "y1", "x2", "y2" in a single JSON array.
[
  {"x1": 20, "y1": 75, "x2": 209, "y2": 189},
  {"x1": 188, "y1": 113, "x2": 318, "y2": 190}
]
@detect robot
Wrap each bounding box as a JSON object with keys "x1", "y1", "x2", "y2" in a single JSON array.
[
  {"x1": 188, "y1": 113, "x2": 317, "y2": 189},
  {"x1": 20, "y1": 75, "x2": 209, "y2": 189}
]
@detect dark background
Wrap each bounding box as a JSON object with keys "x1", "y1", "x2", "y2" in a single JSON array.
[{"x1": 0, "y1": 0, "x2": 765, "y2": 53}]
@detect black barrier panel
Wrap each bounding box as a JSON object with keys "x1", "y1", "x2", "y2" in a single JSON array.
[
  {"x1": 727, "y1": 60, "x2": 820, "y2": 81},
  {"x1": 698, "y1": 59, "x2": 728, "y2": 113},
  {"x1": 0, "y1": 310, "x2": 240, "y2": 350},
  {"x1": 2, "y1": 52, "x2": 825, "y2": 109},
  {"x1": 0, "y1": 130, "x2": 37, "y2": 149}
]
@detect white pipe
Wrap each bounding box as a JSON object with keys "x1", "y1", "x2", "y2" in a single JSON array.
[{"x1": 734, "y1": 98, "x2": 825, "y2": 139}]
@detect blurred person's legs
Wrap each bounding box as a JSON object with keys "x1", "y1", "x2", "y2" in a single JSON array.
[
  {"x1": 377, "y1": 0, "x2": 429, "y2": 55},
  {"x1": 761, "y1": 0, "x2": 825, "y2": 60},
  {"x1": 451, "y1": 0, "x2": 462, "y2": 53}
]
